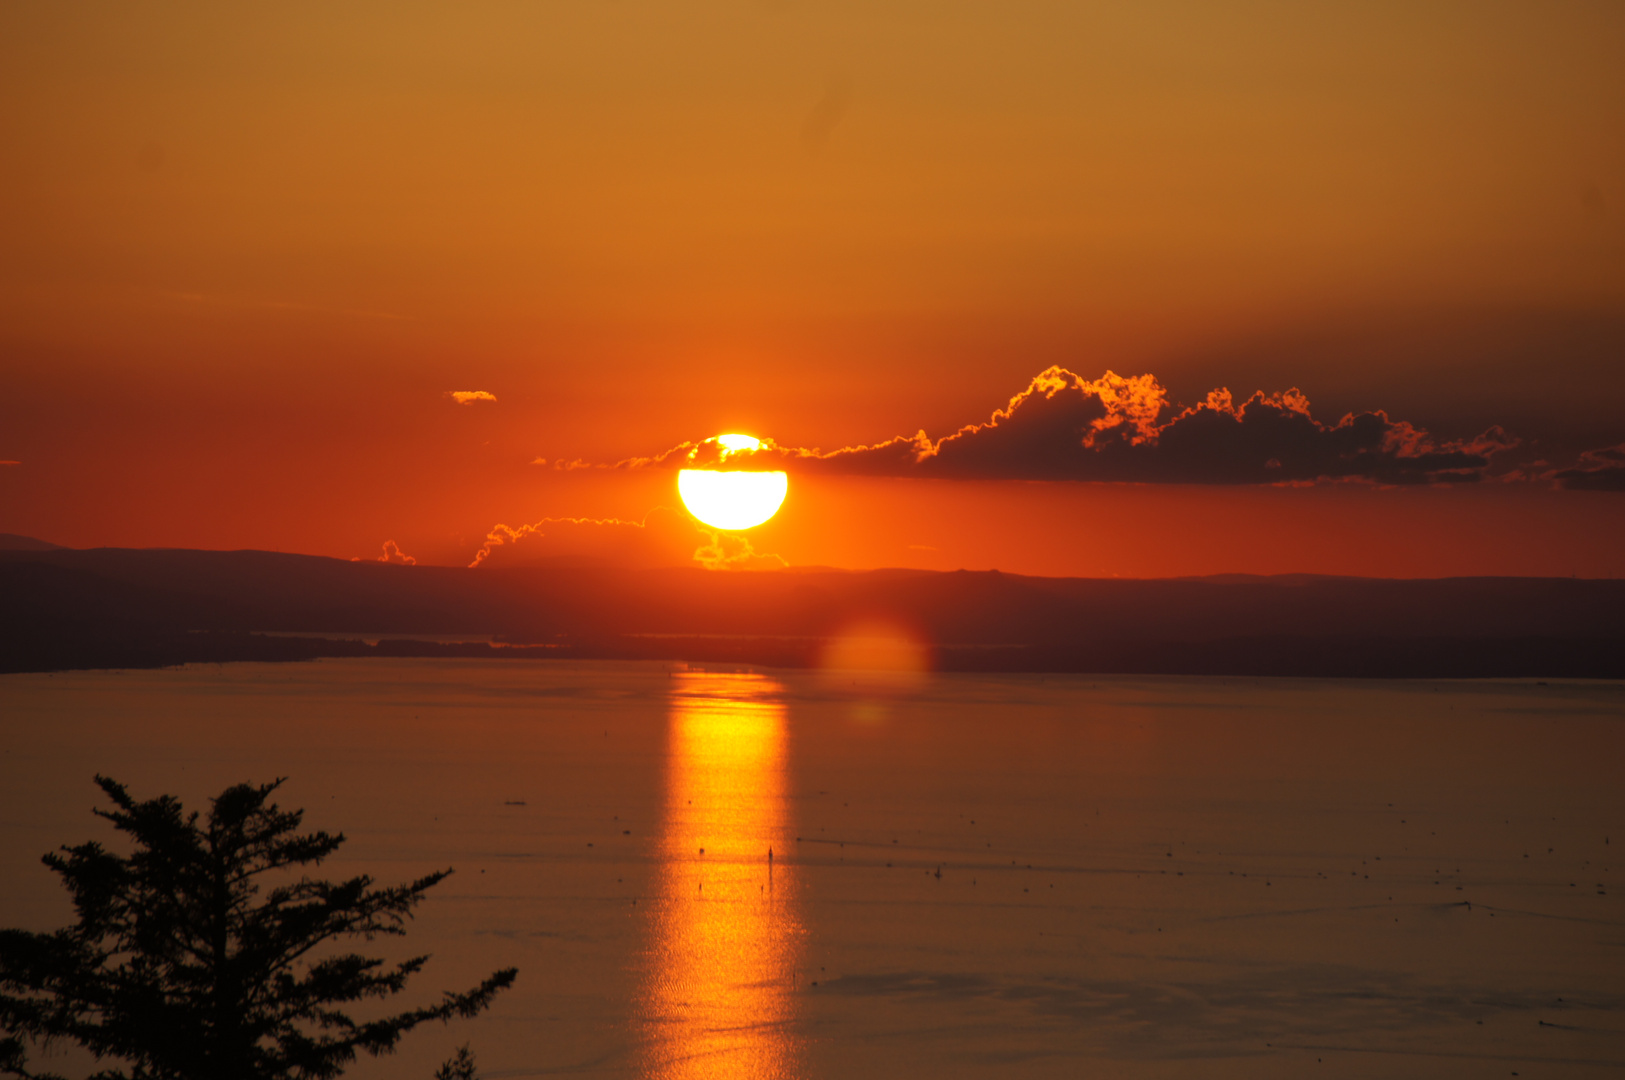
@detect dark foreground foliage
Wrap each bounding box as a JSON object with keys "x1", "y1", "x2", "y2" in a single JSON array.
[
  {"x1": 0, "y1": 777, "x2": 516, "y2": 1080},
  {"x1": 432, "y1": 1045, "x2": 478, "y2": 1080}
]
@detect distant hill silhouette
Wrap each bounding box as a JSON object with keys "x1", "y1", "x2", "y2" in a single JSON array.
[
  {"x1": 2, "y1": 547, "x2": 1621, "y2": 677},
  {"x1": 0, "y1": 533, "x2": 64, "y2": 551}
]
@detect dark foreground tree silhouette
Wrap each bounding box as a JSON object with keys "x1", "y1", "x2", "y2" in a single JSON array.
[{"x1": 0, "y1": 776, "x2": 516, "y2": 1080}]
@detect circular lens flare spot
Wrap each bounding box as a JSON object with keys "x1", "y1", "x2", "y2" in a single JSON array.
[{"x1": 818, "y1": 620, "x2": 932, "y2": 697}]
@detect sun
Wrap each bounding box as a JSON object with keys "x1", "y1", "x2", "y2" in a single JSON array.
[{"x1": 678, "y1": 433, "x2": 788, "y2": 531}]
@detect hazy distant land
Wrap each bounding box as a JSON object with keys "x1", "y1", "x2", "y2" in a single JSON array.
[{"x1": 3, "y1": 544, "x2": 1621, "y2": 678}]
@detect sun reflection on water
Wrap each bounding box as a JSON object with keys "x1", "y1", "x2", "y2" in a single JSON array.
[{"x1": 640, "y1": 670, "x2": 803, "y2": 1079}]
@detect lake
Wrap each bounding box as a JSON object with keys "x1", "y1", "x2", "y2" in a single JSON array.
[{"x1": 2, "y1": 660, "x2": 1622, "y2": 1078}]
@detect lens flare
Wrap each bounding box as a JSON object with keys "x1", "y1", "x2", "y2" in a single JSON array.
[
  {"x1": 678, "y1": 434, "x2": 788, "y2": 531},
  {"x1": 818, "y1": 620, "x2": 932, "y2": 696}
]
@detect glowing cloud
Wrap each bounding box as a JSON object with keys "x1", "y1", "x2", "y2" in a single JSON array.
[
  {"x1": 376, "y1": 540, "x2": 417, "y2": 565},
  {"x1": 448, "y1": 390, "x2": 497, "y2": 405},
  {"x1": 349, "y1": 540, "x2": 416, "y2": 564},
  {"x1": 618, "y1": 367, "x2": 1520, "y2": 487},
  {"x1": 693, "y1": 531, "x2": 787, "y2": 571},
  {"x1": 468, "y1": 508, "x2": 786, "y2": 571}
]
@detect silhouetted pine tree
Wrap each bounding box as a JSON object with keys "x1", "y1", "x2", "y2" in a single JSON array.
[
  {"x1": 0, "y1": 776, "x2": 516, "y2": 1080},
  {"x1": 432, "y1": 1045, "x2": 479, "y2": 1080}
]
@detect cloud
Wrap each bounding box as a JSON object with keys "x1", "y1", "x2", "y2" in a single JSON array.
[
  {"x1": 469, "y1": 507, "x2": 786, "y2": 570},
  {"x1": 350, "y1": 540, "x2": 417, "y2": 565},
  {"x1": 526, "y1": 456, "x2": 595, "y2": 470},
  {"x1": 0, "y1": 460, "x2": 18, "y2": 466},
  {"x1": 376, "y1": 540, "x2": 417, "y2": 565},
  {"x1": 1553, "y1": 443, "x2": 1625, "y2": 492},
  {"x1": 622, "y1": 367, "x2": 1519, "y2": 486},
  {"x1": 693, "y1": 531, "x2": 788, "y2": 571},
  {"x1": 448, "y1": 390, "x2": 498, "y2": 405}
]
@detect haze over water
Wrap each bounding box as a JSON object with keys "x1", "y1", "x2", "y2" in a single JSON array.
[{"x1": 2, "y1": 660, "x2": 1621, "y2": 1078}]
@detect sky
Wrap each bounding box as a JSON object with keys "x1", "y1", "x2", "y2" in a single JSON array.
[{"x1": 2, "y1": 1, "x2": 1623, "y2": 577}]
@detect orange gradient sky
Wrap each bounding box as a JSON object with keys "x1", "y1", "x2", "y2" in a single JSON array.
[{"x1": 2, "y1": 3, "x2": 1623, "y2": 576}]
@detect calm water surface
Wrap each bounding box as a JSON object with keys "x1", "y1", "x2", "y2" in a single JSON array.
[{"x1": 2, "y1": 660, "x2": 1622, "y2": 1078}]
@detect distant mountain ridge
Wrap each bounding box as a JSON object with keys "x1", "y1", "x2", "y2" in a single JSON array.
[
  {"x1": 2, "y1": 546, "x2": 1622, "y2": 677},
  {"x1": 0, "y1": 534, "x2": 64, "y2": 551}
]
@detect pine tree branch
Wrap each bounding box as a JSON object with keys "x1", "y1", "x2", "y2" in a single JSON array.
[{"x1": 1, "y1": 779, "x2": 518, "y2": 1080}]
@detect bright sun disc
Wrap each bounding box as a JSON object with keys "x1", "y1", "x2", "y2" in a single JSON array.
[
  {"x1": 678, "y1": 470, "x2": 788, "y2": 530},
  {"x1": 678, "y1": 433, "x2": 788, "y2": 531}
]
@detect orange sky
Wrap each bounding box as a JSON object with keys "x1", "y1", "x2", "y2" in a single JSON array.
[{"x1": 2, "y1": 3, "x2": 1623, "y2": 576}]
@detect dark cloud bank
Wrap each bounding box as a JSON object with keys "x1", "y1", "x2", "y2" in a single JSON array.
[
  {"x1": 1553, "y1": 443, "x2": 1625, "y2": 492},
  {"x1": 635, "y1": 366, "x2": 1622, "y2": 488}
]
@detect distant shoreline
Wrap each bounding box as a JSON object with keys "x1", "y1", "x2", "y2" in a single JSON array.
[{"x1": 4, "y1": 547, "x2": 1622, "y2": 679}]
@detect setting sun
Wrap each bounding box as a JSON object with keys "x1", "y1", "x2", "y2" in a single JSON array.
[{"x1": 678, "y1": 434, "x2": 788, "y2": 531}]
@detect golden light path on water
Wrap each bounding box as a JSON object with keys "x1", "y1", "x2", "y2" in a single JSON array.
[{"x1": 640, "y1": 671, "x2": 804, "y2": 1080}]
